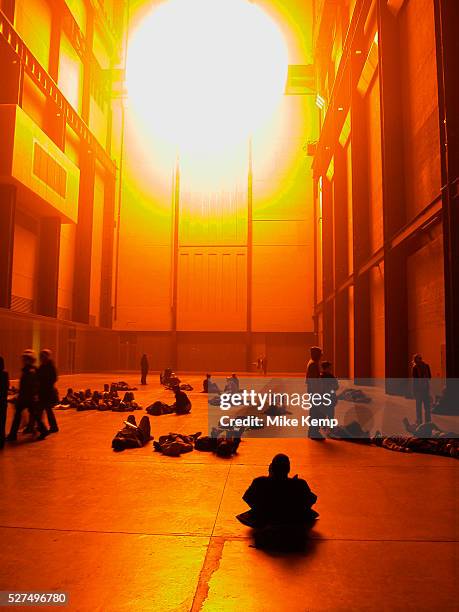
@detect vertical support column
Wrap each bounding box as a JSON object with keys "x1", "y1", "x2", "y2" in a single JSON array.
[
  {"x1": 246, "y1": 137, "x2": 253, "y2": 371},
  {"x1": 48, "y1": 6, "x2": 62, "y2": 82},
  {"x1": 0, "y1": 185, "x2": 16, "y2": 309},
  {"x1": 81, "y1": 7, "x2": 94, "y2": 125},
  {"x1": 0, "y1": 39, "x2": 22, "y2": 105},
  {"x1": 99, "y1": 171, "x2": 116, "y2": 328},
  {"x1": 72, "y1": 150, "x2": 95, "y2": 324},
  {"x1": 36, "y1": 217, "x2": 61, "y2": 318},
  {"x1": 333, "y1": 144, "x2": 349, "y2": 377},
  {"x1": 377, "y1": 0, "x2": 408, "y2": 390},
  {"x1": 333, "y1": 145, "x2": 349, "y2": 284},
  {"x1": 350, "y1": 44, "x2": 371, "y2": 381},
  {"x1": 170, "y1": 156, "x2": 180, "y2": 369},
  {"x1": 434, "y1": 0, "x2": 459, "y2": 384},
  {"x1": 334, "y1": 291, "x2": 349, "y2": 378},
  {"x1": 1, "y1": 0, "x2": 15, "y2": 21},
  {"x1": 45, "y1": 1, "x2": 65, "y2": 149},
  {"x1": 322, "y1": 177, "x2": 334, "y2": 363}
]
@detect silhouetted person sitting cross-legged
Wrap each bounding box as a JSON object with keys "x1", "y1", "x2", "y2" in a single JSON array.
[
  {"x1": 237, "y1": 454, "x2": 318, "y2": 550},
  {"x1": 173, "y1": 386, "x2": 192, "y2": 414},
  {"x1": 202, "y1": 374, "x2": 221, "y2": 394},
  {"x1": 238, "y1": 454, "x2": 318, "y2": 527}
]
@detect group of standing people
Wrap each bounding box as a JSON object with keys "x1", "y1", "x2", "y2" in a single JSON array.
[
  {"x1": 305, "y1": 346, "x2": 339, "y2": 440},
  {"x1": 304, "y1": 346, "x2": 434, "y2": 436},
  {"x1": 0, "y1": 349, "x2": 59, "y2": 448}
]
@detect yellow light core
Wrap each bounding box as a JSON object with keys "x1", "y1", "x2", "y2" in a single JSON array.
[{"x1": 127, "y1": 0, "x2": 288, "y2": 156}]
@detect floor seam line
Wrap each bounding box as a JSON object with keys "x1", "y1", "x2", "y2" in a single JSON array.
[
  {"x1": 189, "y1": 463, "x2": 232, "y2": 612},
  {"x1": 0, "y1": 525, "x2": 457, "y2": 545}
]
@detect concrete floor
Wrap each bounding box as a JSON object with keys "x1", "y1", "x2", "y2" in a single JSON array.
[{"x1": 1, "y1": 374, "x2": 458, "y2": 612}]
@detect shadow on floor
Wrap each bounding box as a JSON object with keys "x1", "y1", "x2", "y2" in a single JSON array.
[{"x1": 249, "y1": 524, "x2": 323, "y2": 557}]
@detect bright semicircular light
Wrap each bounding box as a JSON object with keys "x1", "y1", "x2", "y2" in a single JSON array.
[{"x1": 126, "y1": 0, "x2": 288, "y2": 156}]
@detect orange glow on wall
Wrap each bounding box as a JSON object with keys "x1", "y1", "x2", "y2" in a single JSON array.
[{"x1": 117, "y1": 0, "x2": 317, "y2": 334}]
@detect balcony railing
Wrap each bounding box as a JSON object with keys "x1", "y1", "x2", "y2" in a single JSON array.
[{"x1": 0, "y1": 10, "x2": 116, "y2": 174}]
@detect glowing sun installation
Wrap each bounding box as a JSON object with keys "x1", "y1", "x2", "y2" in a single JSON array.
[{"x1": 127, "y1": 0, "x2": 288, "y2": 155}]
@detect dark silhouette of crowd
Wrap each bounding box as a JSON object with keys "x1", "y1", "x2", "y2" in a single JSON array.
[
  {"x1": 305, "y1": 346, "x2": 339, "y2": 439},
  {"x1": 1, "y1": 349, "x2": 59, "y2": 444}
]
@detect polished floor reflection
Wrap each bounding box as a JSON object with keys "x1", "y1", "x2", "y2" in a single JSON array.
[{"x1": 1, "y1": 374, "x2": 457, "y2": 611}]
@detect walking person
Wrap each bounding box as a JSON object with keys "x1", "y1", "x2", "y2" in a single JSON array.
[
  {"x1": 7, "y1": 351, "x2": 48, "y2": 442},
  {"x1": 140, "y1": 354, "x2": 149, "y2": 385},
  {"x1": 0, "y1": 356, "x2": 9, "y2": 450},
  {"x1": 412, "y1": 354, "x2": 432, "y2": 424},
  {"x1": 305, "y1": 346, "x2": 323, "y2": 439},
  {"x1": 37, "y1": 349, "x2": 59, "y2": 433}
]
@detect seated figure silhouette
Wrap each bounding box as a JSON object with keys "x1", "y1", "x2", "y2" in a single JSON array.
[{"x1": 237, "y1": 454, "x2": 318, "y2": 550}]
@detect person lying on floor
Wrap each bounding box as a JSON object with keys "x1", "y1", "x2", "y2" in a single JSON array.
[
  {"x1": 328, "y1": 420, "x2": 371, "y2": 440},
  {"x1": 153, "y1": 432, "x2": 201, "y2": 457},
  {"x1": 195, "y1": 426, "x2": 242, "y2": 457},
  {"x1": 372, "y1": 420, "x2": 458, "y2": 458},
  {"x1": 146, "y1": 401, "x2": 175, "y2": 416},
  {"x1": 112, "y1": 415, "x2": 152, "y2": 451},
  {"x1": 146, "y1": 387, "x2": 192, "y2": 416},
  {"x1": 237, "y1": 454, "x2": 318, "y2": 529},
  {"x1": 110, "y1": 381, "x2": 137, "y2": 392},
  {"x1": 402, "y1": 417, "x2": 457, "y2": 438}
]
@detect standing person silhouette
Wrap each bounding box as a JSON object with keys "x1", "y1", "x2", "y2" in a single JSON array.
[
  {"x1": 37, "y1": 349, "x2": 59, "y2": 433},
  {"x1": 140, "y1": 354, "x2": 149, "y2": 385},
  {"x1": 7, "y1": 351, "x2": 48, "y2": 442},
  {"x1": 412, "y1": 354, "x2": 432, "y2": 424},
  {"x1": 261, "y1": 355, "x2": 268, "y2": 376},
  {"x1": 306, "y1": 346, "x2": 323, "y2": 439},
  {"x1": 0, "y1": 357, "x2": 9, "y2": 450}
]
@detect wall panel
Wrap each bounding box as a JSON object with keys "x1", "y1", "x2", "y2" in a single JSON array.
[
  {"x1": 12, "y1": 221, "x2": 38, "y2": 305},
  {"x1": 348, "y1": 285, "x2": 354, "y2": 379},
  {"x1": 252, "y1": 245, "x2": 313, "y2": 332},
  {"x1": 57, "y1": 223, "x2": 75, "y2": 318},
  {"x1": 407, "y1": 228, "x2": 445, "y2": 377},
  {"x1": 369, "y1": 264, "x2": 385, "y2": 378},
  {"x1": 116, "y1": 242, "x2": 173, "y2": 330},
  {"x1": 89, "y1": 170, "x2": 104, "y2": 325},
  {"x1": 365, "y1": 75, "x2": 383, "y2": 253},
  {"x1": 179, "y1": 186, "x2": 247, "y2": 246},
  {"x1": 400, "y1": 0, "x2": 441, "y2": 220},
  {"x1": 58, "y1": 33, "x2": 84, "y2": 113},
  {"x1": 177, "y1": 247, "x2": 247, "y2": 331},
  {"x1": 14, "y1": 0, "x2": 51, "y2": 70}
]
